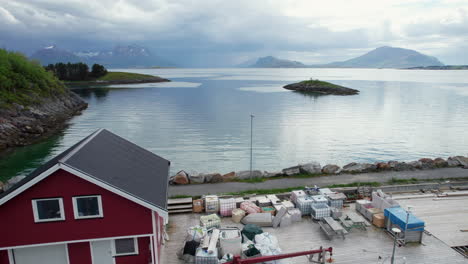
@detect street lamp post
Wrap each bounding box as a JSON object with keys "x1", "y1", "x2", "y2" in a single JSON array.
[
  {"x1": 250, "y1": 114, "x2": 254, "y2": 179},
  {"x1": 391, "y1": 227, "x2": 401, "y2": 264},
  {"x1": 404, "y1": 205, "x2": 413, "y2": 245}
]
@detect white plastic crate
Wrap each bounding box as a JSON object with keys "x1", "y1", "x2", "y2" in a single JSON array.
[
  {"x1": 195, "y1": 247, "x2": 218, "y2": 264},
  {"x1": 311, "y1": 203, "x2": 330, "y2": 220},
  {"x1": 205, "y1": 195, "x2": 219, "y2": 213},
  {"x1": 328, "y1": 199, "x2": 343, "y2": 208},
  {"x1": 291, "y1": 190, "x2": 306, "y2": 204},
  {"x1": 219, "y1": 198, "x2": 236, "y2": 217},
  {"x1": 296, "y1": 196, "x2": 314, "y2": 215},
  {"x1": 311, "y1": 195, "x2": 328, "y2": 205}
]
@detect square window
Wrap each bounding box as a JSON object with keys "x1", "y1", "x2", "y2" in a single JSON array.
[
  {"x1": 32, "y1": 198, "x2": 65, "y2": 222},
  {"x1": 113, "y1": 238, "x2": 138, "y2": 256},
  {"x1": 72, "y1": 195, "x2": 103, "y2": 219}
]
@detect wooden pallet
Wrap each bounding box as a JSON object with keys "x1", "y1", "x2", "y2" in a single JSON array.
[{"x1": 168, "y1": 198, "x2": 193, "y2": 214}]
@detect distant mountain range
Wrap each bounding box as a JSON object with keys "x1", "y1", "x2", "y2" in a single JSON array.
[
  {"x1": 243, "y1": 46, "x2": 444, "y2": 69},
  {"x1": 30, "y1": 45, "x2": 175, "y2": 68},
  {"x1": 247, "y1": 56, "x2": 306, "y2": 68}
]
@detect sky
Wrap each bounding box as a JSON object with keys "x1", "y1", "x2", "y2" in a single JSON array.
[{"x1": 0, "y1": 0, "x2": 468, "y2": 67}]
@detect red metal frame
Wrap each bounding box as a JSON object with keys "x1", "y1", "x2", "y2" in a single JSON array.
[{"x1": 225, "y1": 247, "x2": 333, "y2": 264}]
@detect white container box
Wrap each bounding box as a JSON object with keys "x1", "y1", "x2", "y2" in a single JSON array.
[{"x1": 219, "y1": 228, "x2": 242, "y2": 256}]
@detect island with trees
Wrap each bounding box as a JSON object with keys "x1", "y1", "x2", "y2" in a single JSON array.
[
  {"x1": 283, "y1": 79, "x2": 359, "y2": 95},
  {"x1": 44, "y1": 62, "x2": 170, "y2": 86}
]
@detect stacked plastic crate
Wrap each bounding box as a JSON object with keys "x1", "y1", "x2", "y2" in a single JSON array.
[
  {"x1": 311, "y1": 203, "x2": 331, "y2": 220},
  {"x1": 291, "y1": 190, "x2": 306, "y2": 205},
  {"x1": 326, "y1": 192, "x2": 346, "y2": 209},
  {"x1": 205, "y1": 195, "x2": 219, "y2": 213},
  {"x1": 311, "y1": 195, "x2": 328, "y2": 205},
  {"x1": 219, "y1": 198, "x2": 236, "y2": 217},
  {"x1": 296, "y1": 196, "x2": 314, "y2": 215}
]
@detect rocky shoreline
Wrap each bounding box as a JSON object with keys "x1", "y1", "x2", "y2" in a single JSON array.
[
  {"x1": 170, "y1": 156, "x2": 468, "y2": 185},
  {"x1": 0, "y1": 91, "x2": 88, "y2": 153}
]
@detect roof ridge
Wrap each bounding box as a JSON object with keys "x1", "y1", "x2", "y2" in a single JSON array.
[{"x1": 59, "y1": 128, "x2": 104, "y2": 163}]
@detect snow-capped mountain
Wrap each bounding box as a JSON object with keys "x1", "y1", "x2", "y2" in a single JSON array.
[{"x1": 30, "y1": 45, "x2": 174, "y2": 67}]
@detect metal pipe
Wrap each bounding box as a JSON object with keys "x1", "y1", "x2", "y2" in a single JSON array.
[
  {"x1": 225, "y1": 247, "x2": 333, "y2": 264},
  {"x1": 249, "y1": 114, "x2": 254, "y2": 179}
]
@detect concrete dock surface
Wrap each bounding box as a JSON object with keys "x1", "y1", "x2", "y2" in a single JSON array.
[{"x1": 161, "y1": 192, "x2": 468, "y2": 263}]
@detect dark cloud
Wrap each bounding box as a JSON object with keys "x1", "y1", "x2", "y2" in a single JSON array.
[{"x1": 0, "y1": 0, "x2": 467, "y2": 66}]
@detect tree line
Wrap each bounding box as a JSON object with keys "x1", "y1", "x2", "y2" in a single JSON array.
[{"x1": 44, "y1": 63, "x2": 107, "y2": 81}]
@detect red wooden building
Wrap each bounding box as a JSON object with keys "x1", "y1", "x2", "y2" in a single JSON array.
[{"x1": 0, "y1": 129, "x2": 170, "y2": 264}]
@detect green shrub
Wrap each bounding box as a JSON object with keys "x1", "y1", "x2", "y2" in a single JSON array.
[{"x1": 0, "y1": 49, "x2": 66, "y2": 107}]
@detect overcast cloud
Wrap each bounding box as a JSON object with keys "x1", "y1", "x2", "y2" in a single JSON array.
[{"x1": 1, "y1": 0, "x2": 467, "y2": 66}]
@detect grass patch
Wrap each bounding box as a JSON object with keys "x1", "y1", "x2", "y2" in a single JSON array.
[
  {"x1": 169, "y1": 195, "x2": 194, "y2": 199},
  {"x1": 223, "y1": 186, "x2": 305, "y2": 197},
  {"x1": 388, "y1": 177, "x2": 419, "y2": 185},
  {"x1": 237, "y1": 177, "x2": 267, "y2": 183},
  {"x1": 326, "y1": 182, "x2": 382, "y2": 188},
  {"x1": 97, "y1": 71, "x2": 157, "y2": 81}
]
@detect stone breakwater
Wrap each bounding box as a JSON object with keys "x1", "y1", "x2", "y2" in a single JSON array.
[
  {"x1": 0, "y1": 91, "x2": 87, "y2": 153},
  {"x1": 169, "y1": 156, "x2": 468, "y2": 185}
]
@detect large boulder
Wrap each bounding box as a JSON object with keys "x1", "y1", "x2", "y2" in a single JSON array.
[
  {"x1": 222, "y1": 171, "x2": 237, "y2": 181},
  {"x1": 236, "y1": 170, "x2": 264, "y2": 179},
  {"x1": 408, "y1": 161, "x2": 423, "y2": 169},
  {"x1": 387, "y1": 161, "x2": 399, "y2": 170},
  {"x1": 188, "y1": 172, "x2": 205, "y2": 184},
  {"x1": 342, "y1": 163, "x2": 376, "y2": 173},
  {"x1": 433, "y1": 158, "x2": 448, "y2": 168},
  {"x1": 299, "y1": 162, "x2": 321, "y2": 174},
  {"x1": 419, "y1": 158, "x2": 435, "y2": 169},
  {"x1": 452, "y1": 156, "x2": 468, "y2": 167},
  {"x1": 208, "y1": 173, "x2": 223, "y2": 183},
  {"x1": 282, "y1": 166, "x2": 301, "y2": 176},
  {"x1": 321, "y1": 164, "x2": 341, "y2": 174},
  {"x1": 447, "y1": 156, "x2": 461, "y2": 167},
  {"x1": 173, "y1": 170, "x2": 189, "y2": 185},
  {"x1": 375, "y1": 162, "x2": 390, "y2": 171},
  {"x1": 264, "y1": 171, "x2": 283, "y2": 178},
  {"x1": 394, "y1": 162, "x2": 413, "y2": 171}
]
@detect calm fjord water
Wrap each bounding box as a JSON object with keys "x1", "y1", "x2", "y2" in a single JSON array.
[{"x1": 1, "y1": 68, "x2": 468, "y2": 179}]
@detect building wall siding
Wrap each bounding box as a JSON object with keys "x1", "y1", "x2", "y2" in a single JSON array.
[
  {"x1": 115, "y1": 237, "x2": 151, "y2": 264},
  {"x1": 0, "y1": 250, "x2": 9, "y2": 264},
  {"x1": 68, "y1": 242, "x2": 92, "y2": 264},
  {"x1": 0, "y1": 169, "x2": 153, "y2": 248}
]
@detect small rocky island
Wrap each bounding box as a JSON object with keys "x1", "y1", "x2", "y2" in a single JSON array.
[{"x1": 283, "y1": 79, "x2": 359, "y2": 95}]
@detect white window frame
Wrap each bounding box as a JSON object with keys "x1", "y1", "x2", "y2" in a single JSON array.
[
  {"x1": 32, "y1": 197, "x2": 65, "y2": 223},
  {"x1": 112, "y1": 237, "x2": 139, "y2": 256},
  {"x1": 72, "y1": 195, "x2": 104, "y2": 219}
]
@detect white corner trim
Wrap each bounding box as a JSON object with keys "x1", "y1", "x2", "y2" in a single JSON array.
[
  {"x1": 72, "y1": 195, "x2": 104, "y2": 219},
  {"x1": 60, "y1": 164, "x2": 168, "y2": 219},
  {"x1": 65, "y1": 244, "x2": 70, "y2": 264},
  {"x1": 8, "y1": 249, "x2": 14, "y2": 264},
  {"x1": 31, "y1": 197, "x2": 65, "y2": 223},
  {"x1": 0, "y1": 164, "x2": 60, "y2": 207}
]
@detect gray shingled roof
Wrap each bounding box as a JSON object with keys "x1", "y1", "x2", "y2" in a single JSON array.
[{"x1": 1, "y1": 129, "x2": 170, "y2": 210}]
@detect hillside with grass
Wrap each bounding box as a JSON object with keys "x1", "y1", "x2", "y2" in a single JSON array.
[{"x1": 0, "y1": 49, "x2": 87, "y2": 152}]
